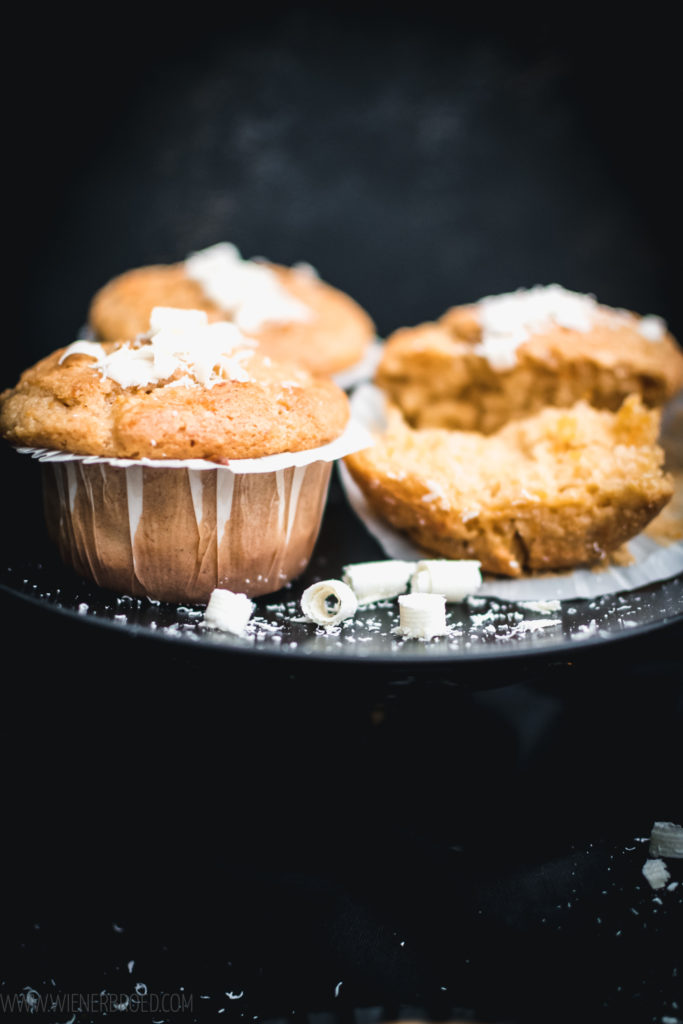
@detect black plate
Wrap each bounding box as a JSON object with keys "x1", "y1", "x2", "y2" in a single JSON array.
[{"x1": 2, "y1": 448, "x2": 682, "y2": 667}]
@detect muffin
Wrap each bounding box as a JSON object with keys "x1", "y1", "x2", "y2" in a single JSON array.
[
  {"x1": 376, "y1": 284, "x2": 683, "y2": 433},
  {"x1": 343, "y1": 394, "x2": 673, "y2": 577},
  {"x1": 88, "y1": 242, "x2": 376, "y2": 378},
  {"x1": 0, "y1": 307, "x2": 356, "y2": 602}
]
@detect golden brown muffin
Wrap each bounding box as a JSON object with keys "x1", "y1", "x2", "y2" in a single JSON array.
[
  {"x1": 0, "y1": 324, "x2": 349, "y2": 461},
  {"x1": 88, "y1": 243, "x2": 375, "y2": 377},
  {"x1": 344, "y1": 395, "x2": 673, "y2": 577},
  {"x1": 0, "y1": 309, "x2": 353, "y2": 602},
  {"x1": 376, "y1": 285, "x2": 683, "y2": 433}
]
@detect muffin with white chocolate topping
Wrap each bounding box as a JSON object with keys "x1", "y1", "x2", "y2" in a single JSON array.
[
  {"x1": 88, "y1": 242, "x2": 376, "y2": 378},
  {"x1": 0, "y1": 307, "x2": 358, "y2": 602},
  {"x1": 376, "y1": 284, "x2": 683, "y2": 433}
]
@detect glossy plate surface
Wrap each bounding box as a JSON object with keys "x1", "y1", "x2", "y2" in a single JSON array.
[{"x1": 2, "y1": 452, "x2": 681, "y2": 666}]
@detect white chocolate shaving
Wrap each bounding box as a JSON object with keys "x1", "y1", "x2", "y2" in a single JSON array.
[
  {"x1": 342, "y1": 559, "x2": 416, "y2": 605},
  {"x1": 518, "y1": 599, "x2": 562, "y2": 613},
  {"x1": 641, "y1": 858, "x2": 671, "y2": 890},
  {"x1": 185, "y1": 242, "x2": 313, "y2": 332},
  {"x1": 649, "y1": 821, "x2": 683, "y2": 859},
  {"x1": 472, "y1": 284, "x2": 668, "y2": 370},
  {"x1": 300, "y1": 579, "x2": 358, "y2": 627},
  {"x1": 395, "y1": 592, "x2": 448, "y2": 639},
  {"x1": 59, "y1": 340, "x2": 104, "y2": 360},
  {"x1": 636, "y1": 314, "x2": 667, "y2": 341},
  {"x1": 410, "y1": 559, "x2": 482, "y2": 603},
  {"x1": 149, "y1": 306, "x2": 208, "y2": 333},
  {"x1": 59, "y1": 306, "x2": 257, "y2": 390},
  {"x1": 203, "y1": 588, "x2": 254, "y2": 634}
]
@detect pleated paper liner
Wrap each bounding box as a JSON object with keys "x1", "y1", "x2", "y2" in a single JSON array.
[
  {"x1": 339, "y1": 385, "x2": 683, "y2": 603},
  {"x1": 17, "y1": 419, "x2": 373, "y2": 604}
]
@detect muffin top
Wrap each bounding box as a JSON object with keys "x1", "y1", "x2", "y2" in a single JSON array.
[
  {"x1": 88, "y1": 242, "x2": 376, "y2": 377},
  {"x1": 438, "y1": 283, "x2": 683, "y2": 376},
  {"x1": 0, "y1": 308, "x2": 350, "y2": 461}
]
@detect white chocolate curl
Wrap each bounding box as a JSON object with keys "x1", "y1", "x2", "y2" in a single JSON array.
[
  {"x1": 410, "y1": 559, "x2": 482, "y2": 603},
  {"x1": 203, "y1": 589, "x2": 254, "y2": 635},
  {"x1": 396, "y1": 593, "x2": 448, "y2": 640},
  {"x1": 342, "y1": 559, "x2": 416, "y2": 605},
  {"x1": 300, "y1": 579, "x2": 358, "y2": 627}
]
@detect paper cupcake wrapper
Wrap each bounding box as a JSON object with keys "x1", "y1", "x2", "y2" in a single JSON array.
[
  {"x1": 18, "y1": 419, "x2": 374, "y2": 604},
  {"x1": 339, "y1": 384, "x2": 683, "y2": 602}
]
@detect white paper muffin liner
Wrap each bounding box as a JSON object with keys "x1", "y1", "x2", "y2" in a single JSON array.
[
  {"x1": 338, "y1": 384, "x2": 683, "y2": 602},
  {"x1": 18, "y1": 419, "x2": 374, "y2": 604}
]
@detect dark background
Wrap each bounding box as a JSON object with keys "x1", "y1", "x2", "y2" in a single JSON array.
[
  {"x1": 6, "y1": 7, "x2": 682, "y2": 377},
  {"x1": 2, "y1": 7, "x2": 682, "y2": 1023}
]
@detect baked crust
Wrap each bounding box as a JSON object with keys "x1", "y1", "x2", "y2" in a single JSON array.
[
  {"x1": 376, "y1": 304, "x2": 683, "y2": 433},
  {"x1": 88, "y1": 261, "x2": 375, "y2": 376},
  {"x1": 344, "y1": 397, "x2": 673, "y2": 576},
  {"x1": 0, "y1": 342, "x2": 350, "y2": 461}
]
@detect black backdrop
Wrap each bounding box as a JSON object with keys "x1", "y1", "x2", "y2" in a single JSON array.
[
  {"x1": 2, "y1": 8, "x2": 682, "y2": 1024},
  {"x1": 7, "y1": 7, "x2": 681, "y2": 377}
]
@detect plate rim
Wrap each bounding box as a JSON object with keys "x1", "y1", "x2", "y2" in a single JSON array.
[{"x1": 2, "y1": 574, "x2": 682, "y2": 668}]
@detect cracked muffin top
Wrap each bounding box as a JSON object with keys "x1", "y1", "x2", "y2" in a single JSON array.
[
  {"x1": 376, "y1": 284, "x2": 683, "y2": 432},
  {"x1": 0, "y1": 307, "x2": 350, "y2": 461}
]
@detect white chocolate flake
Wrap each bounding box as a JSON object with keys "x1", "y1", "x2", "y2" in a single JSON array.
[
  {"x1": 649, "y1": 821, "x2": 683, "y2": 859},
  {"x1": 59, "y1": 305, "x2": 257, "y2": 391},
  {"x1": 58, "y1": 340, "x2": 104, "y2": 362},
  {"x1": 203, "y1": 588, "x2": 254, "y2": 634},
  {"x1": 518, "y1": 599, "x2": 562, "y2": 613},
  {"x1": 185, "y1": 242, "x2": 313, "y2": 331},
  {"x1": 637, "y1": 314, "x2": 667, "y2": 341},
  {"x1": 149, "y1": 307, "x2": 209, "y2": 333},
  {"x1": 472, "y1": 284, "x2": 667, "y2": 370},
  {"x1": 641, "y1": 858, "x2": 671, "y2": 890}
]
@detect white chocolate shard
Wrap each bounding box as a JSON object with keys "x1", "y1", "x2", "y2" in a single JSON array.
[
  {"x1": 395, "y1": 592, "x2": 448, "y2": 640},
  {"x1": 637, "y1": 314, "x2": 666, "y2": 341},
  {"x1": 518, "y1": 599, "x2": 562, "y2": 613},
  {"x1": 149, "y1": 306, "x2": 209, "y2": 332},
  {"x1": 649, "y1": 821, "x2": 683, "y2": 859},
  {"x1": 301, "y1": 579, "x2": 358, "y2": 627},
  {"x1": 410, "y1": 559, "x2": 482, "y2": 603},
  {"x1": 203, "y1": 588, "x2": 254, "y2": 635},
  {"x1": 58, "y1": 340, "x2": 104, "y2": 363},
  {"x1": 342, "y1": 559, "x2": 416, "y2": 605},
  {"x1": 185, "y1": 242, "x2": 313, "y2": 331},
  {"x1": 641, "y1": 858, "x2": 671, "y2": 890},
  {"x1": 471, "y1": 284, "x2": 667, "y2": 370},
  {"x1": 61, "y1": 306, "x2": 256, "y2": 391}
]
